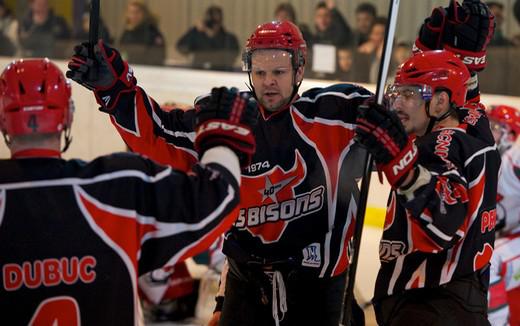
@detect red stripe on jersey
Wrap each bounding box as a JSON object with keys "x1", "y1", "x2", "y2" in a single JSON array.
[
  {"x1": 111, "y1": 89, "x2": 197, "y2": 172},
  {"x1": 466, "y1": 167, "x2": 486, "y2": 230},
  {"x1": 332, "y1": 207, "x2": 356, "y2": 276},
  {"x1": 473, "y1": 243, "x2": 493, "y2": 271},
  {"x1": 79, "y1": 192, "x2": 158, "y2": 272},
  {"x1": 408, "y1": 209, "x2": 443, "y2": 253},
  {"x1": 176, "y1": 206, "x2": 240, "y2": 263},
  {"x1": 291, "y1": 109, "x2": 355, "y2": 207}
]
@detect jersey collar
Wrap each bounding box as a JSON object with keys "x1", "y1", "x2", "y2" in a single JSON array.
[{"x1": 12, "y1": 149, "x2": 62, "y2": 159}]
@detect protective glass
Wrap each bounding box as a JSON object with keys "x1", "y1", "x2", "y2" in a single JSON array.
[{"x1": 385, "y1": 84, "x2": 433, "y2": 108}]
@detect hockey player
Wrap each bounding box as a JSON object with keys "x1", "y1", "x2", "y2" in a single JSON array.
[
  {"x1": 67, "y1": 20, "x2": 370, "y2": 326},
  {"x1": 357, "y1": 49, "x2": 500, "y2": 325},
  {"x1": 0, "y1": 58, "x2": 257, "y2": 324},
  {"x1": 355, "y1": 0, "x2": 498, "y2": 323},
  {"x1": 486, "y1": 104, "x2": 520, "y2": 326},
  {"x1": 487, "y1": 104, "x2": 520, "y2": 155}
]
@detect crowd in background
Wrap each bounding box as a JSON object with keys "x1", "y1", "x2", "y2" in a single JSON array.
[{"x1": 1, "y1": 0, "x2": 520, "y2": 86}]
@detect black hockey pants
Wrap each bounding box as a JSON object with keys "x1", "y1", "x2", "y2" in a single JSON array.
[{"x1": 373, "y1": 270, "x2": 490, "y2": 326}]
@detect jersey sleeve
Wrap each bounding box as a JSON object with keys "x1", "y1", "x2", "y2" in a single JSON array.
[
  {"x1": 79, "y1": 147, "x2": 241, "y2": 276},
  {"x1": 104, "y1": 85, "x2": 198, "y2": 171},
  {"x1": 297, "y1": 83, "x2": 373, "y2": 124},
  {"x1": 396, "y1": 133, "x2": 471, "y2": 253}
]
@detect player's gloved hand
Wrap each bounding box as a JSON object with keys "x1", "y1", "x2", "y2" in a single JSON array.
[
  {"x1": 414, "y1": 0, "x2": 495, "y2": 72},
  {"x1": 355, "y1": 102, "x2": 418, "y2": 188},
  {"x1": 443, "y1": 0, "x2": 495, "y2": 72},
  {"x1": 414, "y1": 6, "x2": 447, "y2": 52},
  {"x1": 195, "y1": 87, "x2": 258, "y2": 168},
  {"x1": 66, "y1": 40, "x2": 136, "y2": 109}
]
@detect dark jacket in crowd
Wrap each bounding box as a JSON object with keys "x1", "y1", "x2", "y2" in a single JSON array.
[
  {"x1": 176, "y1": 27, "x2": 239, "y2": 70},
  {"x1": 119, "y1": 22, "x2": 166, "y2": 66},
  {"x1": 0, "y1": 32, "x2": 15, "y2": 56},
  {"x1": 515, "y1": 0, "x2": 520, "y2": 25},
  {"x1": 310, "y1": 8, "x2": 353, "y2": 48},
  {"x1": 18, "y1": 10, "x2": 70, "y2": 58}
]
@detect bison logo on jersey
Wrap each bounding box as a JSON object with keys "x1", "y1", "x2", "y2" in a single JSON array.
[{"x1": 235, "y1": 150, "x2": 325, "y2": 243}]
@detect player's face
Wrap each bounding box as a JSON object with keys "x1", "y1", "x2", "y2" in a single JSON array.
[
  {"x1": 389, "y1": 85, "x2": 430, "y2": 136},
  {"x1": 251, "y1": 50, "x2": 303, "y2": 112}
]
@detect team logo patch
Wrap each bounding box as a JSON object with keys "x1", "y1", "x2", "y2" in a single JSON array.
[
  {"x1": 236, "y1": 150, "x2": 325, "y2": 243},
  {"x1": 302, "y1": 243, "x2": 321, "y2": 268}
]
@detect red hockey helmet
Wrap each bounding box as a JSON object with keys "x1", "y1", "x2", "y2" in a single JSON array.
[
  {"x1": 392, "y1": 50, "x2": 470, "y2": 107},
  {"x1": 0, "y1": 58, "x2": 73, "y2": 137},
  {"x1": 487, "y1": 105, "x2": 520, "y2": 137},
  {"x1": 242, "y1": 20, "x2": 307, "y2": 71}
]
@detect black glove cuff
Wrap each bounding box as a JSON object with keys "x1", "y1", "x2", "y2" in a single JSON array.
[
  {"x1": 95, "y1": 80, "x2": 136, "y2": 110},
  {"x1": 214, "y1": 296, "x2": 225, "y2": 313}
]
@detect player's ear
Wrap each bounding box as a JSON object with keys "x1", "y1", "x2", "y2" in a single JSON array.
[
  {"x1": 432, "y1": 91, "x2": 450, "y2": 116},
  {"x1": 295, "y1": 66, "x2": 304, "y2": 84}
]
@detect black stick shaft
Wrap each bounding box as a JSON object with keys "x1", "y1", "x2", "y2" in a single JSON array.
[
  {"x1": 341, "y1": 1, "x2": 400, "y2": 325},
  {"x1": 88, "y1": 0, "x2": 100, "y2": 79}
]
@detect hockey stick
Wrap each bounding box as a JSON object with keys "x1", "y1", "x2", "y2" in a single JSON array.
[
  {"x1": 341, "y1": 1, "x2": 400, "y2": 325},
  {"x1": 88, "y1": 0, "x2": 100, "y2": 80}
]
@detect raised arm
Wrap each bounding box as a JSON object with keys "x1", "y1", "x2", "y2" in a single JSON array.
[{"x1": 67, "y1": 40, "x2": 197, "y2": 170}]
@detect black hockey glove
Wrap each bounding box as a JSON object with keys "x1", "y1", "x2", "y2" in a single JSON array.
[
  {"x1": 414, "y1": 6, "x2": 448, "y2": 52},
  {"x1": 414, "y1": 0, "x2": 495, "y2": 72},
  {"x1": 443, "y1": 0, "x2": 495, "y2": 72},
  {"x1": 195, "y1": 87, "x2": 258, "y2": 168},
  {"x1": 66, "y1": 40, "x2": 136, "y2": 109},
  {"x1": 355, "y1": 103, "x2": 417, "y2": 188}
]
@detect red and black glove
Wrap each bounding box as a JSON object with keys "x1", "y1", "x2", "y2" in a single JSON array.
[
  {"x1": 66, "y1": 40, "x2": 136, "y2": 109},
  {"x1": 443, "y1": 0, "x2": 495, "y2": 71},
  {"x1": 414, "y1": 0, "x2": 495, "y2": 72},
  {"x1": 355, "y1": 103, "x2": 417, "y2": 188},
  {"x1": 195, "y1": 87, "x2": 258, "y2": 168},
  {"x1": 414, "y1": 6, "x2": 448, "y2": 52}
]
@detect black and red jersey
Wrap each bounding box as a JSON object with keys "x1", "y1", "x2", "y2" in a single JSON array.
[
  {"x1": 0, "y1": 151, "x2": 240, "y2": 325},
  {"x1": 103, "y1": 83, "x2": 372, "y2": 278},
  {"x1": 374, "y1": 102, "x2": 501, "y2": 301}
]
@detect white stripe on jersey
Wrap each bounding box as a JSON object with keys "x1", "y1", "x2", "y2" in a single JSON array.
[
  {"x1": 296, "y1": 91, "x2": 371, "y2": 103},
  {"x1": 0, "y1": 166, "x2": 173, "y2": 190},
  {"x1": 74, "y1": 185, "x2": 141, "y2": 326},
  {"x1": 147, "y1": 94, "x2": 196, "y2": 142},
  {"x1": 74, "y1": 182, "x2": 237, "y2": 244}
]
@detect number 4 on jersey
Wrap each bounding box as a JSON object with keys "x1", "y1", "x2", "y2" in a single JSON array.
[{"x1": 29, "y1": 296, "x2": 80, "y2": 326}]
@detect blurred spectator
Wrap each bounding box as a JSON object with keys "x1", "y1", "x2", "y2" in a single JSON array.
[
  {"x1": 514, "y1": 0, "x2": 520, "y2": 45},
  {"x1": 487, "y1": 2, "x2": 513, "y2": 46},
  {"x1": 274, "y1": 3, "x2": 312, "y2": 44},
  {"x1": 389, "y1": 42, "x2": 412, "y2": 81},
  {"x1": 18, "y1": 0, "x2": 71, "y2": 58},
  {"x1": 176, "y1": 5, "x2": 239, "y2": 71},
  {"x1": 353, "y1": 2, "x2": 377, "y2": 46},
  {"x1": 74, "y1": 3, "x2": 112, "y2": 44},
  {"x1": 515, "y1": 0, "x2": 520, "y2": 24},
  {"x1": 119, "y1": 0, "x2": 165, "y2": 66},
  {"x1": 332, "y1": 47, "x2": 355, "y2": 81},
  {"x1": 329, "y1": 47, "x2": 370, "y2": 82},
  {"x1": 310, "y1": 0, "x2": 352, "y2": 47},
  {"x1": 0, "y1": 0, "x2": 17, "y2": 56},
  {"x1": 358, "y1": 16, "x2": 387, "y2": 83}
]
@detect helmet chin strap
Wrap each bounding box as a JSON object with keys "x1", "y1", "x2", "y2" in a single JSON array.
[
  {"x1": 424, "y1": 100, "x2": 455, "y2": 135},
  {"x1": 61, "y1": 128, "x2": 72, "y2": 153}
]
